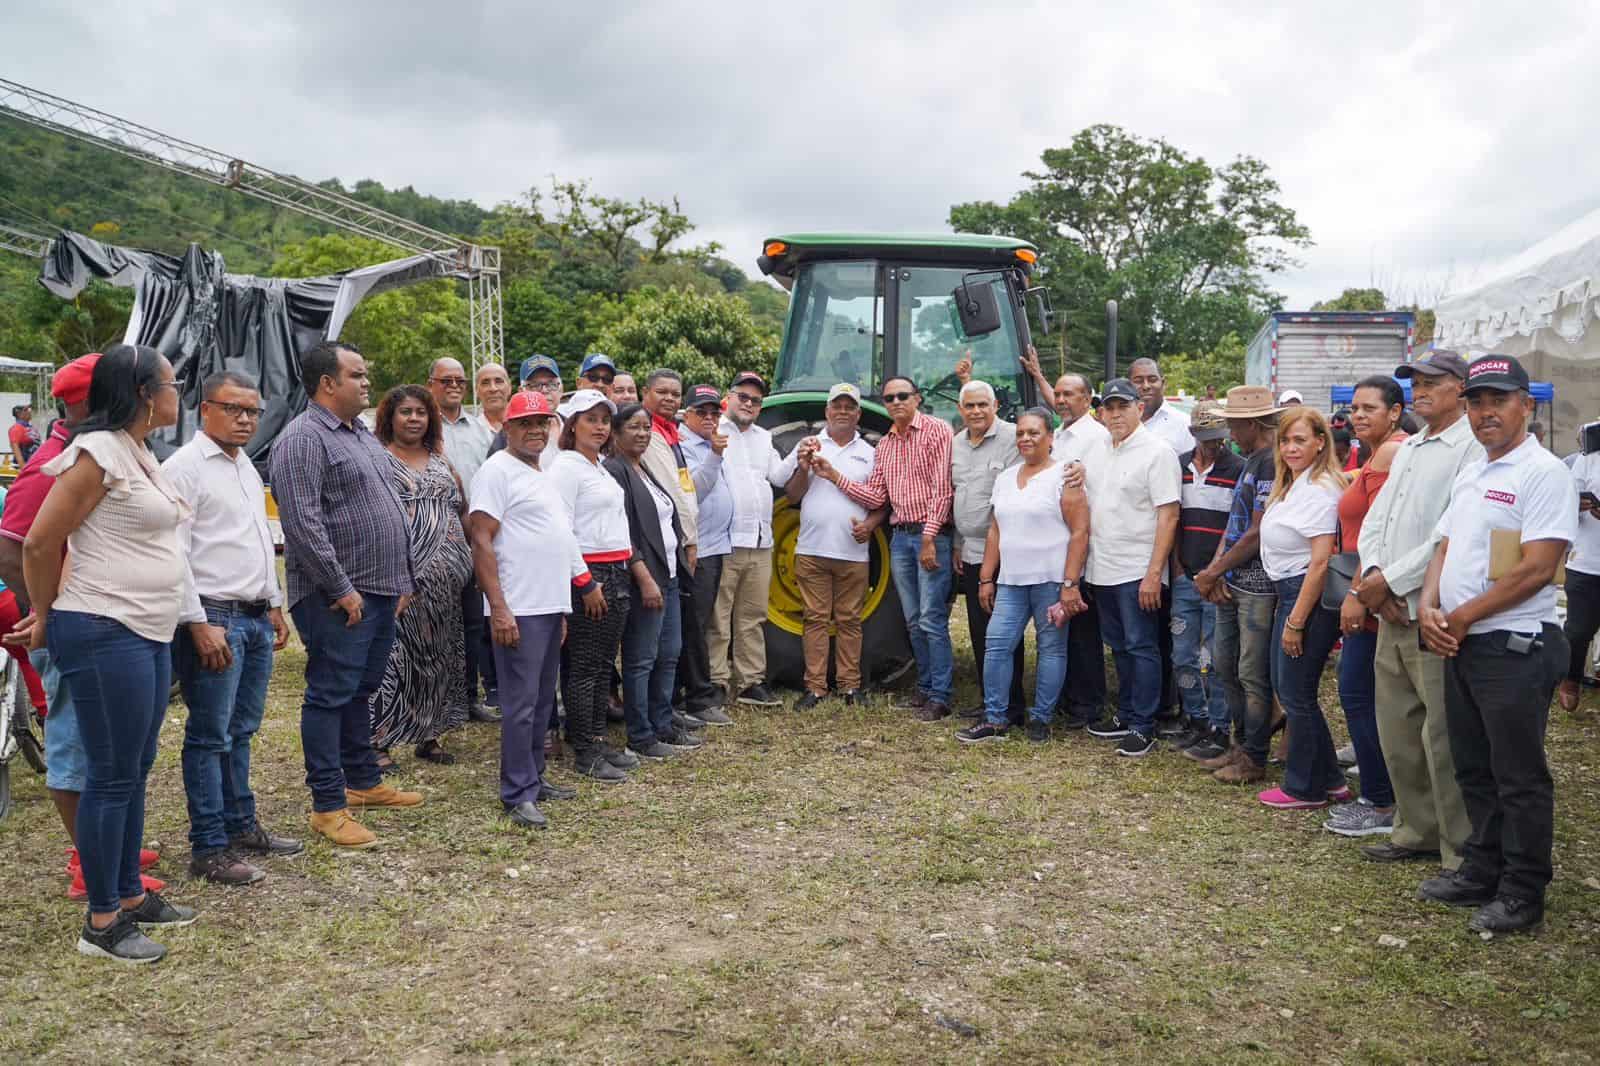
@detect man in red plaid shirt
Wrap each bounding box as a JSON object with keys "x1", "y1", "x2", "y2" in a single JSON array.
[{"x1": 811, "y1": 377, "x2": 956, "y2": 719}]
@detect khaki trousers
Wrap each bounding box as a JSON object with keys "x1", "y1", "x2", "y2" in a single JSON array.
[
  {"x1": 1373, "y1": 618, "x2": 1472, "y2": 868},
  {"x1": 708, "y1": 546, "x2": 772, "y2": 693},
  {"x1": 793, "y1": 554, "x2": 868, "y2": 694}
]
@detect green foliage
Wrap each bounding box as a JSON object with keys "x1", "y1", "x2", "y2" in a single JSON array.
[
  {"x1": 1311, "y1": 287, "x2": 1386, "y2": 312},
  {"x1": 950, "y1": 124, "x2": 1310, "y2": 376},
  {"x1": 1155, "y1": 331, "x2": 1247, "y2": 396},
  {"x1": 268, "y1": 234, "x2": 467, "y2": 393},
  {"x1": 595, "y1": 286, "x2": 778, "y2": 389}
]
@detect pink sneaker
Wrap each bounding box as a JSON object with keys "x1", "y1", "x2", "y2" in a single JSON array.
[
  {"x1": 1327, "y1": 786, "x2": 1354, "y2": 803},
  {"x1": 1258, "y1": 787, "x2": 1329, "y2": 810}
]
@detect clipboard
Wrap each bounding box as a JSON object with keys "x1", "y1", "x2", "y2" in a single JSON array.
[{"x1": 1487, "y1": 528, "x2": 1567, "y2": 585}]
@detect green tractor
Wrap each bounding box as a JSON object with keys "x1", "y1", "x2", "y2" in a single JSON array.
[{"x1": 754, "y1": 233, "x2": 1048, "y2": 689}]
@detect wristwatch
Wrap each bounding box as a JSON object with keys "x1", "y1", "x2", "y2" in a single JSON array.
[{"x1": 1061, "y1": 578, "x2": 1079, "y2": 588}]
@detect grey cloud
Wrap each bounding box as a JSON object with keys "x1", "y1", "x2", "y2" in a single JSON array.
[{"x1": 5, "y1": 1, "x2": 1599, "y2": 306}]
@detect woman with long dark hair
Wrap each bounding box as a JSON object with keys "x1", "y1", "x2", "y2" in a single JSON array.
[
  {"x1": 1328, "y1": 375, "x2": 1407, "y2": 836},
  {"x1": 547, "y1": 389, "x2": 639, "y2": 780},
  {"x1": 1255, "y1": 406, "x2": 1351, "y2": 811},
  {"x1": 21, "y1": 343, "x2": 197, "y2": 963},
  {"x1": 606, "y1": 403, "x2": 699, "y2": 760},
  {"x1": 369, "y1": 385, "x2": 472, "y2": 767}
]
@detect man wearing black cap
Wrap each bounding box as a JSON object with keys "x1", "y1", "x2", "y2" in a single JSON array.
[
  {"x1": 1352, "y1": 350, "x2": 1482, "y2": 865},
  {"x1": 1415, "y1": 354, "x2": 1577, "y2": 934}
]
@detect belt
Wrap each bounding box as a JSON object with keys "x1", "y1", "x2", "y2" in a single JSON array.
[
  {"x1": 200, "y1": 596, "x2": 271, "y2": 617},
  {"x1": 893, "y1": 522, "x2": 951, "y2": 535}
]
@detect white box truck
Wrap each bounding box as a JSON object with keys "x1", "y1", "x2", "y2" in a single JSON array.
[{"x1": 1246, "y1": 311, "x2": 1415, "y2": 410}]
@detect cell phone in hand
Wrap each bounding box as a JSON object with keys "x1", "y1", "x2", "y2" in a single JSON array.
[
  {"x1": 1580, "y1": 491, "x2": 1600, "y2": 509},
  {"x1": 1047, "y1": 602, "x2": 1069, "y2": 628}
]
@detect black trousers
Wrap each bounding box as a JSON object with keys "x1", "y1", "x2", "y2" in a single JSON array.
[
  {"x1": 1563, "y1": 569, "x2": 1600, "y2": 683},
  {"x1": 563, "y1": 562, "x2": 631, "y2": 763},
  {"x1": 1444, "y1": 625, "x2": 1568, "y2": 902},
  {"x1": 460, "y1": 576, "x2": 488, "y2": 704},
  {"x1": 677, "y1": 552, "x2": 725, "y2": 710},
  {"x1": 1060, "y1": 585, "x2": 1108, "y2": 720},
  {"x1": 958, "y1": 562, "x2": 1025, "y2": 715}
]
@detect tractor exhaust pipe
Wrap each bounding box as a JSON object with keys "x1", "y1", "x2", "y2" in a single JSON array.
[{"x1": 1104, "y1": 299, "x2": 1118, "y2": 384}]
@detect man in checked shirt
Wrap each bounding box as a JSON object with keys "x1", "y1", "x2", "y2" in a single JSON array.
[{"x1": 810, "y1": 376, "x2": 957, "y2": 720}]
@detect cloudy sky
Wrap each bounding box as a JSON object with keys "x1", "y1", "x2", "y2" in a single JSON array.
[{"x1": 6, "y1": 1, "x2": 1600, "y2": 306}]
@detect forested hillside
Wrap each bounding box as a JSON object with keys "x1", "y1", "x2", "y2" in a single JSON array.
[{"x1": 0, "y1": 119, "x2": 786, "y2": 391}]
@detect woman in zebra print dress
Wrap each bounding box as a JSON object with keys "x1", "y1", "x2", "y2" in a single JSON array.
[{"x1": 370, "y1": 385, "x2": 472, "y2": 765}]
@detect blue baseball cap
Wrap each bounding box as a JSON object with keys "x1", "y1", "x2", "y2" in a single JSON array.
[
  {"x1": 519, "y1": 354, "x2": 560, "y2": 382},
  {"x1": 579, "y1": 353, "x2": 616, "y2": 377}
]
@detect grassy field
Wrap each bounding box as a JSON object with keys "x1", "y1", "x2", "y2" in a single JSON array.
[{"x1": 2, "y1": 616, "x2": 1599, "y2": 1066}]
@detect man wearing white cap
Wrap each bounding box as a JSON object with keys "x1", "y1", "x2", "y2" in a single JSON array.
[{"x1": 777, "y1": 383, "x2": 885, "y2": 707}]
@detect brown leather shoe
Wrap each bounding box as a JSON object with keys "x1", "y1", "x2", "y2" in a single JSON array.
[
  {"x1": 189, "y1": 849, "x2": 265, "y2": 886},
  {"x1": 309, "y1": 809, "x2": 378, "y2": 849},
  {"x1": 345, "y1": 783, "x2": 424, "y2": 808},
  {"x1": 1196, "y1": 746, "x2": 1240, "y2": 770},
  {"x1": 1213, "y1": 754, "x2": 1266, "y2": 784},
  {"x1": 913, "y1": 701, "x2": 951, "y2": 722},
  {"x1": 1558, "y1": 680, "x2": 1580, "y2": 712}
]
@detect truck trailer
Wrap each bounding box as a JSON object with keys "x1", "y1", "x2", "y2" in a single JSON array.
[{"x1": 1246, "y1": 311, "x2": 1416, "y2": 409}]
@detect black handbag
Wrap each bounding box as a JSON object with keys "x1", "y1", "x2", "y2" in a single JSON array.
[{"x1": 1321, "y1": 551, "x2": 1361, "y2": 611}]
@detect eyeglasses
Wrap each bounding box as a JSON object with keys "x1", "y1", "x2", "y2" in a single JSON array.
[
  {"x1": 730, "y1": 392, "x2": 763, "y2": 406},
  {"x1": 528, "y1": 378, "x2": 562, "y2": 391},
  {"x1": 430, "y1": 376, "x2": 468, "y2": 387},
  {"x1": 213, "y1": 401, "x2": 262, "y2": 421},
  {"x1": 151, "y1": 378, "x2": 187, "y2": 392},
  {"x1": 881, "y1": 390, "x2": 915, "y2": 403}
]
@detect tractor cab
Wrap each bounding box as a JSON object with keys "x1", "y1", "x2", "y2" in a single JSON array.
[{"x1": 758, "y1": 233, "x2": 1044, "y2": 426}]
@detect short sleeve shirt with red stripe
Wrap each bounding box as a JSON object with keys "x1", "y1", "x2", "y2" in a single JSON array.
[
  {"x1": 837, "y1": 410, "x2": 954, "y2": 537},
  {"x1": 0, "y1": 420, "x2": 72, "y2": 542}
]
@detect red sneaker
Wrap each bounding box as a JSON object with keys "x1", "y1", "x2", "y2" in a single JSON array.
[
  {"x1": 67, "y1": 868, "x2": 167, "y2": 901},
  {"x1": 66, "y1": 847, "x2": 159, "y2": 874}
]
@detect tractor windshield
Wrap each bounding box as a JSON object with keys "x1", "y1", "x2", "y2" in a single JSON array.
[
  {"x1": 895, "y1": 266, "x2": 1023, "y2": 423},
  {"x1": 773, "y1": 260, "x2": 883, "y2": 395}
]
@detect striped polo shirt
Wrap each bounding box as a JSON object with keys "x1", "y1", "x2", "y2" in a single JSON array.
[{"x1": 1177, "y1": 446, "x2": 1245, "y2": 577}]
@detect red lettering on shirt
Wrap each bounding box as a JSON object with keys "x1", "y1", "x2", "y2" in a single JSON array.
[{"x1": 1484, "y1": 489, "x2": 1516, "y2": 505}]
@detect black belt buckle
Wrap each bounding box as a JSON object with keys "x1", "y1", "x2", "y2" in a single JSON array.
[{"x1": 201, "y1": 596, "x2": 270, "y2": 618}]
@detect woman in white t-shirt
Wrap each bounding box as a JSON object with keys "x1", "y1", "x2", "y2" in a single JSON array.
[
  {"x1": 21, "y1": 344, "x2": 196, "y2": 963},
  {"x1": 549, "y1": 389, "x2": 638, "y2": 780},
  {"x1": 956, "y1": 408, "x2": 1089, "y2": 744},
  {"x1": 1558, "y1": 439, "x2": 1600, "y2": 710},
  {"x1": 1256, "y1": 406, "x2": 1351, "y2": 811}
]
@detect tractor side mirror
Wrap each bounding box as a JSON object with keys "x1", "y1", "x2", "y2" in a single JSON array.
[
  {"x1": 1028, "y1": 285, "x2": 1054, "y2": 336},
  {"x1": 951, "y1": 277, "x2": 1002, "y2": 338}
]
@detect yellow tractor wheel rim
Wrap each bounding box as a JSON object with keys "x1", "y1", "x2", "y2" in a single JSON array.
[{"x1": 767, "y1": 496, "x2": 891, "y2": 636}]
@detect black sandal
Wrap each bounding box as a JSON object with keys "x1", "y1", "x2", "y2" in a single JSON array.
[{"x1": 415, "y1": 740, "x2": 455, "y2": 765}]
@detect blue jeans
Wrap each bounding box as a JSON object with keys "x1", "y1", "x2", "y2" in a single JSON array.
[
  {"x1": 1171, "y1": 575, "x2": 1227, "y2": 731},
  {"x1": 48, "y1": 610, "x2": 170, "y2": 914},
  {"x1": 888, "y1": 529, "x2": 954, "y2": 704},
  {"x1": 33, "y1": 647, "x2": 87, "y2": 793},
  {"x1": 289, "y1": 593, "x2": 397, "y2": 813},
  {"x1": 983, "y1": 582, "x2": 1068, "y2": 725},
  {"x1": 1336, "y1": 627, "x2": 1394, "y2": 807},
  {"x1": 622, "y1": 576, "x2": 681, "y2": 748},
  {"x1": 1092, "y1": 580, "x2": 1164, "y2": 737},
  {"x1": 174, "y1": 607, "x2": 276, "y2": 852},
  {"x1": 1270, "y1": 575, "x2": 1346, "y2": 801},
  {"x1": 1215, "y1": 588, "x2": 1278, "y2": 764}
]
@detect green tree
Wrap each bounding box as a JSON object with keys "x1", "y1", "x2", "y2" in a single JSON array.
[
  {"x1": 269, "y1": 234, "x2": 468, "y2": 392},
  {"x1": 949, "y1": 125, "x2": 1311, "y2": 376},
  {"x1": 595, "y1": 286, "x2": 778, "y2": 390},
  {"x1": 1154, "y1": 331, "x2": 1247, "y2": 396},
  {"x1": 1311, "y1": 287, "x2": 1386, "y2": 312}
]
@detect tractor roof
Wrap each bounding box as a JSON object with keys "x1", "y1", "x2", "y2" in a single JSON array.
[{"x1": 758, "y1": 233, "x2": 1037, "y2": 277}]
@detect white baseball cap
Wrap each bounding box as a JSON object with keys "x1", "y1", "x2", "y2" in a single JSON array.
[
  {"x1": 827, "y1": 382, "x2": 862, "y2": 404},
  {"x1": 1277, "y1": 389, "x2": 1304, "y2": 405}
]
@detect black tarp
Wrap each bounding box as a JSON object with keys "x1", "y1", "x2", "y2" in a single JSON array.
[{"x1": 39, "y1": 230, "x2": 459, "y2": 466}]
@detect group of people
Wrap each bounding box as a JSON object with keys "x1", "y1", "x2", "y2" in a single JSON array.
[{"x1": 6, "y1": 333, "x2": 1592, "y2": 964}]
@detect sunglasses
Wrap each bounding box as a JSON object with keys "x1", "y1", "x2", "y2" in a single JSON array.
[
  {"x1": 730, "y1": 392, "x2": 763, "y2": 405},
  {"x1": 880, "y1": 390, "x2": 915, "y2": 403},
  {"x1": 584, "y1": 371, "x2": 615, "y2": 385}
]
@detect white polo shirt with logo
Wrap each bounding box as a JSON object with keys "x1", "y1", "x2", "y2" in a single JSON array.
[
  {"x1": 1436, "y1": 434, "x2": 1578, "y2": 634},
  {"x1": 775, "y1": 432, "x2": 877, "y2": 563},
  {"x1": 1085, "y1": 422, "x2": 1182, "y2": 587}
]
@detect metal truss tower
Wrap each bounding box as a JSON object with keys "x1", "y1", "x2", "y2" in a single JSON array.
[
  {"x1": 0, "y1": 221, "x2": 51, "y2": 259},
  {"x1": 0, "y1": 77, "x2": 504, "y2": 383}
]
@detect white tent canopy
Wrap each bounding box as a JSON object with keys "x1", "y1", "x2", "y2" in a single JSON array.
[{"x1": 1435, "y1": 205, "x2": 1600, "y2": 445}]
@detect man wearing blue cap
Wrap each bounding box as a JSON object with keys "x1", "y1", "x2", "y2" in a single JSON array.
[
  {"x1": 488, "y1": 356, "x2": 565, "y2": 470},
  {"x1": 579, "y1": 353, "x2": 618, "y2": 400}
]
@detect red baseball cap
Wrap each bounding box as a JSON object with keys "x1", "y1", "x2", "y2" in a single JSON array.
[
  {"x1": 505, "y1": 390, "x2": 554, "y2": 421},
  {"x1": 51, "y1": 353, "x2": 103, "y2": 405}
]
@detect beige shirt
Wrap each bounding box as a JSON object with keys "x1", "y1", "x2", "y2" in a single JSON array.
[
  {"x1": 45, "y1": 430, "x2": 189, "y2": 642},
  {"x1": 642, "y1": 430, "x2": 699, "y2": 548}
]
